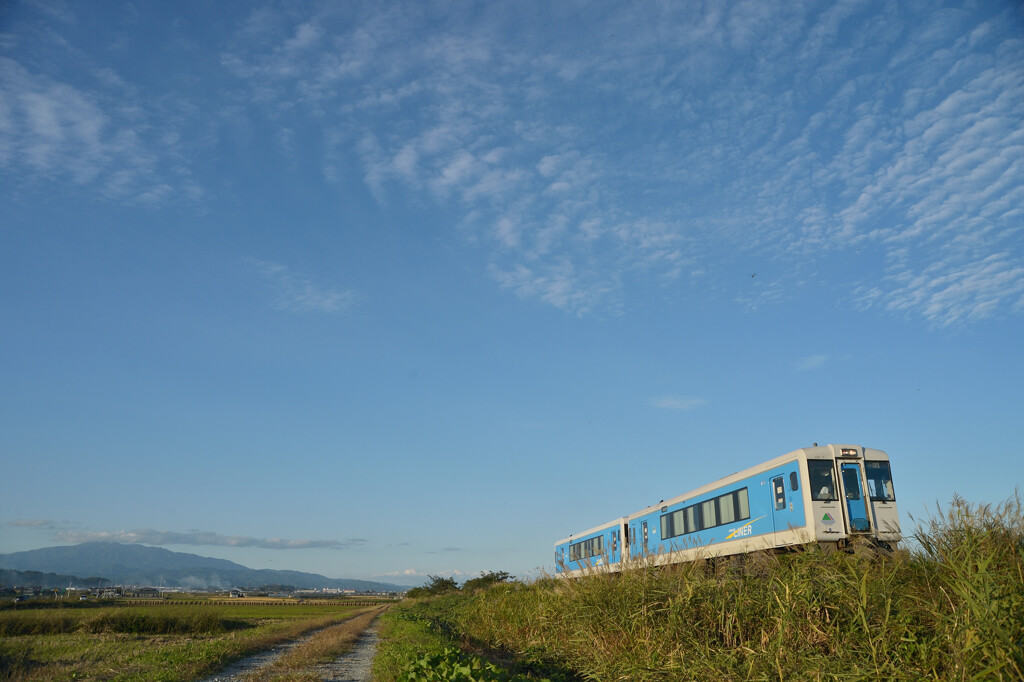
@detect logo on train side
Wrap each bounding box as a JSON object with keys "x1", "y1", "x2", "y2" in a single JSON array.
[{"x1": 725, "y1": 516, "x2": 766, "y2": 539}]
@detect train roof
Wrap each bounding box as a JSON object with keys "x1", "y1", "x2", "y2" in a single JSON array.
[
  {"x1": 554, "y1": 516, "x2": 627, "y2": 547},
  {"x1": 626, "y1": 443, "x2": 889, "y2": 521}
]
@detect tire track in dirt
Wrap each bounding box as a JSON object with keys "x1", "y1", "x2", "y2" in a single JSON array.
[
  {"x1": 201, "y1": 608, "x2": 385, "y2": 681},
  {"x1": 306, "y1": 623, "x2": 380, "y2": 682}
]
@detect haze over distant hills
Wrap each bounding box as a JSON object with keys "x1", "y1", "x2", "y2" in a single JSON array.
[{"x1": 0, "y1": 543, "x2": 406, "y2": 592}]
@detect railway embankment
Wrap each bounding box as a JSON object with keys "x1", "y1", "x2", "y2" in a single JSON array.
[{"x1": 373, "y1": 494, "x2": 1024, "y2": 681}]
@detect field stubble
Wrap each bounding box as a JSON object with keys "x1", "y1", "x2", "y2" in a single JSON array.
[{"x1": 0, "y1": 601, "x2": 381, "y2": 681}]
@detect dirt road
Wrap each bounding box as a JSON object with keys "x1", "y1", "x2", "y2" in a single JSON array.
[
  {"x1": 304, "y1": 624, "x2": 380, "y2": 681},
  {"x1": 201, "y1": 608, "x2": 384, "y2": 681}
]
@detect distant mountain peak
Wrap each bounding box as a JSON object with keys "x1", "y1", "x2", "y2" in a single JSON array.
[{"x1": 0, "y1": 543, "x2": 405, "y2": 592}]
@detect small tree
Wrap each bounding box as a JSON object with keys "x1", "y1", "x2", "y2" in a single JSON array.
[
  {"x1": 462, "y1": 570, "x2": 513, "y2": 592},
  {"x1": 406, "y1": 574, "x2": 460, "y2": 598},
  {"x1": 426, "y1": 574, "x2": 460, "y2": 594}
]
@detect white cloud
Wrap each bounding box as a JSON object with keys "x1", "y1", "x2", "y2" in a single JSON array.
[
  {"x1": 8, "y1": 519, "x2": 56, "y2": 529},
  {"x1": 247, "y1": 258, "x2": 362, "y2": 315},
  {"x1": 285, "y1": 22, "x2": 323, "y2": 52},
  {"x1": 858, "y1": 253, "x2": 1024, "y2": 326},
  {"x1": 493, "y1": 216, "x2": 521, "y2": 249},
  {"x1": 0, "y1": 55, "x2": 199, "y2": 204},
  {"x1": 794, "y1": 355, "x2": 830, "y2": 372},
  {"x1": 490, "y1": 262, "x2": 618, "y2": 316},
  {"x1": 431, "y1": 149, "x2": 479, "y2": 197},
  {"x1": 53, "y1": 528, "x2": 365, "y2": 550},
  {"x1": 392, "y1": 144, "x2": 419, "y2": 181},
  {"x1": 377, "y1": 568, "x2": 469, "y2": 579},
  {"x1": 7, "y1": 2, "x2": 1021, "y2": 327}
]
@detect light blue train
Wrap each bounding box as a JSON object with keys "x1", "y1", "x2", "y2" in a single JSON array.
[{"x1": 555, "y1": 444, "x2": 900, "y2": 576}]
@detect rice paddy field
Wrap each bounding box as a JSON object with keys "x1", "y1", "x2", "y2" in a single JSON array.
[{"x1": 0, "y1": 599, "x2": 381, "y2": 681}]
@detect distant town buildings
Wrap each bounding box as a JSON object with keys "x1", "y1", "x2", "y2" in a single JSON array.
[
  {"x1": 3, "y1": 582, "x2": 401, "y2": 602},
  {"x1": 294, "y1": 587, "x2": 358, "y2": 595}
]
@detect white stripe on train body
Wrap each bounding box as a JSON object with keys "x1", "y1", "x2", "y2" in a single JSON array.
[{"x1": 554, "y1": 444, "x2": 900, "y2": 577}]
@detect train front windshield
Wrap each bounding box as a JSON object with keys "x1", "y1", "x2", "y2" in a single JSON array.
[
  {"x1": 865, "y1": 461, "x2": 896, "y2": 501},
  {"x1": 808, "y1": 460, "x2": 838, "y2": 501}
]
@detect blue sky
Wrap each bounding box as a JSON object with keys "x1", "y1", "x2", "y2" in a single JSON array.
[{"x1": 1, "y1": 0, "x2": 1022, "y2": 586}]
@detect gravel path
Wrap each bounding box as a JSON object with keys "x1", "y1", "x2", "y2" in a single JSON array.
[
  {"x1": 199, "y1": 634, "x2": 313, "y2": 681},
  {"x1": 308, "y1": 624, "x2": 380, "y2": 682},
  {"x1": 199, "y1": 618, "x2": 380, "y2": 682}
]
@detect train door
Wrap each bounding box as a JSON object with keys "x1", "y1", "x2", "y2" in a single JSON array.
[
  {"x1": 769, "y1": 468, "x2": 806, "y2": 544},
  {"x1": 840, "y1": 462, "x2": 871, "y2": 532},
  {"x1": 771, "y1": 475, "x2": 786, "y2": 533}
]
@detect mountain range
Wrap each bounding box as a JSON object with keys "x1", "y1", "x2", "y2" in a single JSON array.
[{"x1": 0, "y1": 543, "x2": 406, "y2": 592}]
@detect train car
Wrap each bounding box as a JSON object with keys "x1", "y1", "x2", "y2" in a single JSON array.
[
  {"x1": 554, "y1": 444, "x2": 899, "y2": 576},
  {"x1": 554, "y1": 517, "x2": 628, "y2": 576}
]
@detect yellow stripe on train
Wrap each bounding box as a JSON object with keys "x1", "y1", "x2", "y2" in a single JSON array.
[{"x1": 724, "y1": 516, "x2": 766, "y2": 540}]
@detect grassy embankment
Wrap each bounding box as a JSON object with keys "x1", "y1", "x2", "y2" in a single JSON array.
[
  {"x1": 374, "y1": 495, "x2": 1023, "y2": 681},
  {"x1": 0, "y1": 600, "x2": 378, "y2": 681}
]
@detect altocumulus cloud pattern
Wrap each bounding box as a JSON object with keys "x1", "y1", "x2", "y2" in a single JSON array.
[{"x1": 0, "y1": 1, "x2": 1021, "y2": 326}]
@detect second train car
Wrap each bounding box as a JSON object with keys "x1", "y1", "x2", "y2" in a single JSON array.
[{"x1": 554, "y1": 444, "x2": 900, "y2": 576}]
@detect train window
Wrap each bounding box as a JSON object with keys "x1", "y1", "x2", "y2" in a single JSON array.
[
  {"x1": 684, "y1": 505, "x2": 697, "y2": 534},
  {"x1": 790, "y1": 471, "x2": 799, "y2": 491},
  {"x1": 661, "y1": 513, "x2": 674, "y2": 540},
  {"x1": 642, "y1": 522, "x2": 648, "y2": 546},
  {"x1": 662, "y1": 489, "x2": 752, "y2": 537},
  {"x1": 612, "y1": 530, "x2": 618, "y2": 554},
  {"x1": 701, "y1": 499, "x2": 717, "y2": 528},
  {"x1": 661, "y1": 509, "x2": 684, "y2": 540},
  {"x1": 842, "y1": 467, "x2": 862, "y2": 500},
  {"x1": 808, "y1": 460, "x2": 838, "y2": 501},
  {"x1": 569, "y1": 535, "x2": 605, "y2": 561},
  {"x1": 865, "y1": 461, "x2": 896, "y2": 501},
  {"x1": 773, "y1": 476, "x2": 786, "y2": 510},
  {"x1": 720, "y1": 493, "x2": 736, "y2": 525},
  {"x1": 737, "y1": 488, "x2": 750, "y2": 520}
]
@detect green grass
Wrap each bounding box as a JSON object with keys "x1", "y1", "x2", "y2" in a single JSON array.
[
  {"x1": 0, "y1": 606, "x2": 236, "y2": 636},
  {"x1": 0, "y1": 602, "x2": 371, "y2": 681},
  {"x1": 373, "y1": 607, "x2": 559, "y2": 682},
  {"x1": 377, "y1": 494, "x2": 1024, "y2": 681},
  {"x1": 372, "y1": 607, "x2": 452, "y2": 681}
]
